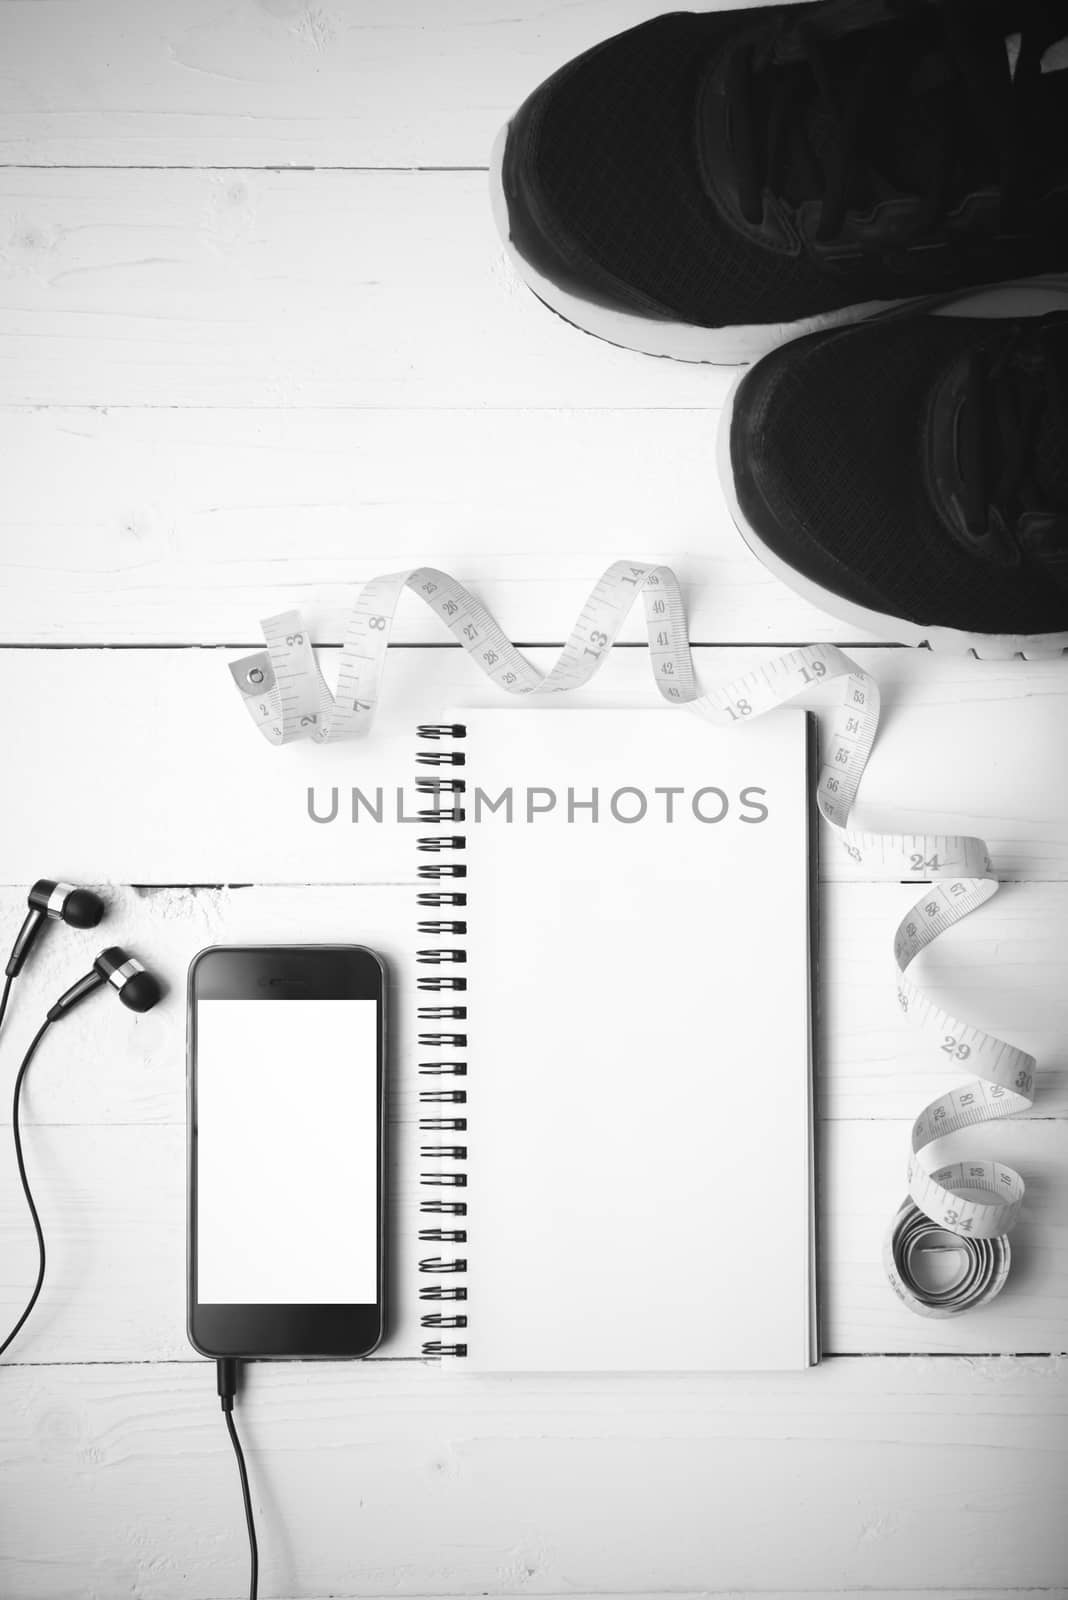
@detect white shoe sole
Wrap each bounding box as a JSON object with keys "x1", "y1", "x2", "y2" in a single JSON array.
[
  {"x1": 716, "y1": 372, "x2": 1068, "y2": 659},
  {"x1": 490, "y1": 122, "x2": 1068, "y2": 367}
]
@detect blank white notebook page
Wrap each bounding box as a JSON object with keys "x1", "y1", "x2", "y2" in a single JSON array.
[{"x1": 462, "y1": 708, "x2": 816, "y2": 1372}]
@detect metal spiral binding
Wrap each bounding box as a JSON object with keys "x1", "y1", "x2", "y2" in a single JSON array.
[
  {"x1": 416, "y1": 721, "x2": 469, "y2": 1358},
  {"x1": 416, "y1": 777, "x2": 465, "y2": 823},
  {"x1": 418, "y1": 862, "x2": 467, "y2": 879},
  {"x1": 417, "y1": 750, "x2": 466, "y2": 767}
]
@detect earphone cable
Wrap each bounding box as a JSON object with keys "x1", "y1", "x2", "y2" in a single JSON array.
[
  {"x1": 0, "y1": 1017, "x2": 54, "y2": 1359},
  {"x1": 0, "y1": 972, "x2": 12, "y2": 1040},
  {"x1": 217, "y1": 1358, "x2": 259, "y2": 1599}
]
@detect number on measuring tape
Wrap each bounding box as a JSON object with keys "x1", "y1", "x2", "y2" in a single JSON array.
[{"x1": 228, "y1": 562, "x2": 1035, "y2": 1318}]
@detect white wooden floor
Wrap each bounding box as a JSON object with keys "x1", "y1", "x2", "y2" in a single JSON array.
[{"x1": 1, "y1": 3, "x2": 1066, "y2": 1597}]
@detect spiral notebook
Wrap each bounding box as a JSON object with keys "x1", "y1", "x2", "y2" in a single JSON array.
[{"x1": 416, "y1": 708, "x2": 818, "y2": 1372}]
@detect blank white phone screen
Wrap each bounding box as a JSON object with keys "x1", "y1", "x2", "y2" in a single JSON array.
[{"x1": 196, "y1": 999, "x2": 378, "y2": 1304}]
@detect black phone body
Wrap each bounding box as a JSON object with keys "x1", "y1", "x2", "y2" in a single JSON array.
[{"x1": 187, "y1": 944, "x2": 386, "y2": 1359}]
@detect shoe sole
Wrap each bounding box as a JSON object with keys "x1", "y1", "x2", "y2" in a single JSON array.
[
  {"x1": 491, "y1": 122, "x2": 1068, "y2": 367},
  {"x1": 716, "y1": 372, "x2": 1068, "y2": 659}
]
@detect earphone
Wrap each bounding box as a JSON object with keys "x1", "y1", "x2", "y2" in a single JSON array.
[
  {"x1": 5, "y1": 879, "x2": 106, "y2": 978},
  {"x1": 0, "y1": 878, "x2": 108, "y2": 1037},
  {"x1": 1, "y1": 880, "x2": 163, "y2": 1360},
  {"x1": 47, "y1": 945, "x2": 162, "y2": 1019}
]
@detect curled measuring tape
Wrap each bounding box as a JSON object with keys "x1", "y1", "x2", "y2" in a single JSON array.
[{"x1": 230, "y1": 561, "x2": 1036, "y2": 1317}]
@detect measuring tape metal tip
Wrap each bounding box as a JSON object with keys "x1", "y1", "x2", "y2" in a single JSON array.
[{"x1": 229, "y1": 652, "x2": 275, "y2": 696}]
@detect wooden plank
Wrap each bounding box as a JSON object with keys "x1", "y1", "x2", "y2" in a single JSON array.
[
  {"x1": 0, "y1": 1126, "x2": 426, "y2": 1364},
  {"x1": 0, "y1": 0, "x2": 765, "y2": 169},
  {"x1": 819, "y1": 881, "x2": 1068, "y2": 1120},
  {"x1": 0, "y1": 1359, "x2": 1065, "y2": 1597},
  {"x1": 0, "y1": 169, "x2": 729, "y2": 409},
  {"x1": 823, "y1": 1119, "x2": 1068, "y2": 1353},
  {"x1": 0, "y1": 882, "x2": 1063, "y2": 1128},
  {"x1": 0, "y1": 646, "x2": 1065, "y2": 883},
  {"x1": 2, "y1": 1115, "x2": 1064, "y2": 1361},
  {"x1": 0, "y1": 405, "x2": 888, "y2": 647}
]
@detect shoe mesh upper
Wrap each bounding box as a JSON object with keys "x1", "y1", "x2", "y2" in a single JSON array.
[
  {"x1": 732, "y1": 317, "x2": 1068, "y2": 636},
  {"x1": 528, "y1": 12, "x2": 836, "y2": 327},
  {"x1": 521, "y1": 7, "x2": 1068, "y2": 329}
]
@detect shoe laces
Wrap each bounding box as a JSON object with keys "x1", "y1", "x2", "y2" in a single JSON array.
[
  {"x1": 733, "y1": 0, "x2": 1066, "y2": 246},
  {"x1": 958, "y1": 312, "x2": 1068, "y2": 562}
]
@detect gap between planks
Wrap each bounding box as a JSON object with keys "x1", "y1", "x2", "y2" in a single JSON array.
[
  {"x1": 0, "y1": 164, "x2": 491, "y2": 173},
  {"x1": 5, "y1": 1351, "x2": 1064, "y2": 1366},
  {"x1": 0, "y1": 640, "x2": 913, "y2": 651}
]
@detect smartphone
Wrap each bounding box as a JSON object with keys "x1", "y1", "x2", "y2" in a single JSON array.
[{"x1": 187, "y1": 945, "x2": 386, "y2": 1359}]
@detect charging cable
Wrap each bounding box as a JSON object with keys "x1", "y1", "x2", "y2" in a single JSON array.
[{"x1": 217, "y1": 1358, "x2": 259, "y2": 1599}]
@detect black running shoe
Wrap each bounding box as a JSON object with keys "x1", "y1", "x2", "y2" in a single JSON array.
[
  {"x1": 720, "y1": 299, "x2": 1068, "y2": 655},
  {"x1": 491, "y1": 1, "x2": 1068, "y2": 363}
]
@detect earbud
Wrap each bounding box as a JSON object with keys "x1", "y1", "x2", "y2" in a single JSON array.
[
  {"x1": 5, "y1": 880, "x2": 106, "y2": 979},
  {"x1": 46, "y1": 947, "x2": 163, "y2": 1021}
]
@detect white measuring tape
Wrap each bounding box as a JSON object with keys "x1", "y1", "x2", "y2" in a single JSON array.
[{"x1": 230, "y1": 561, "x2": 1035, "y2": 1318}]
